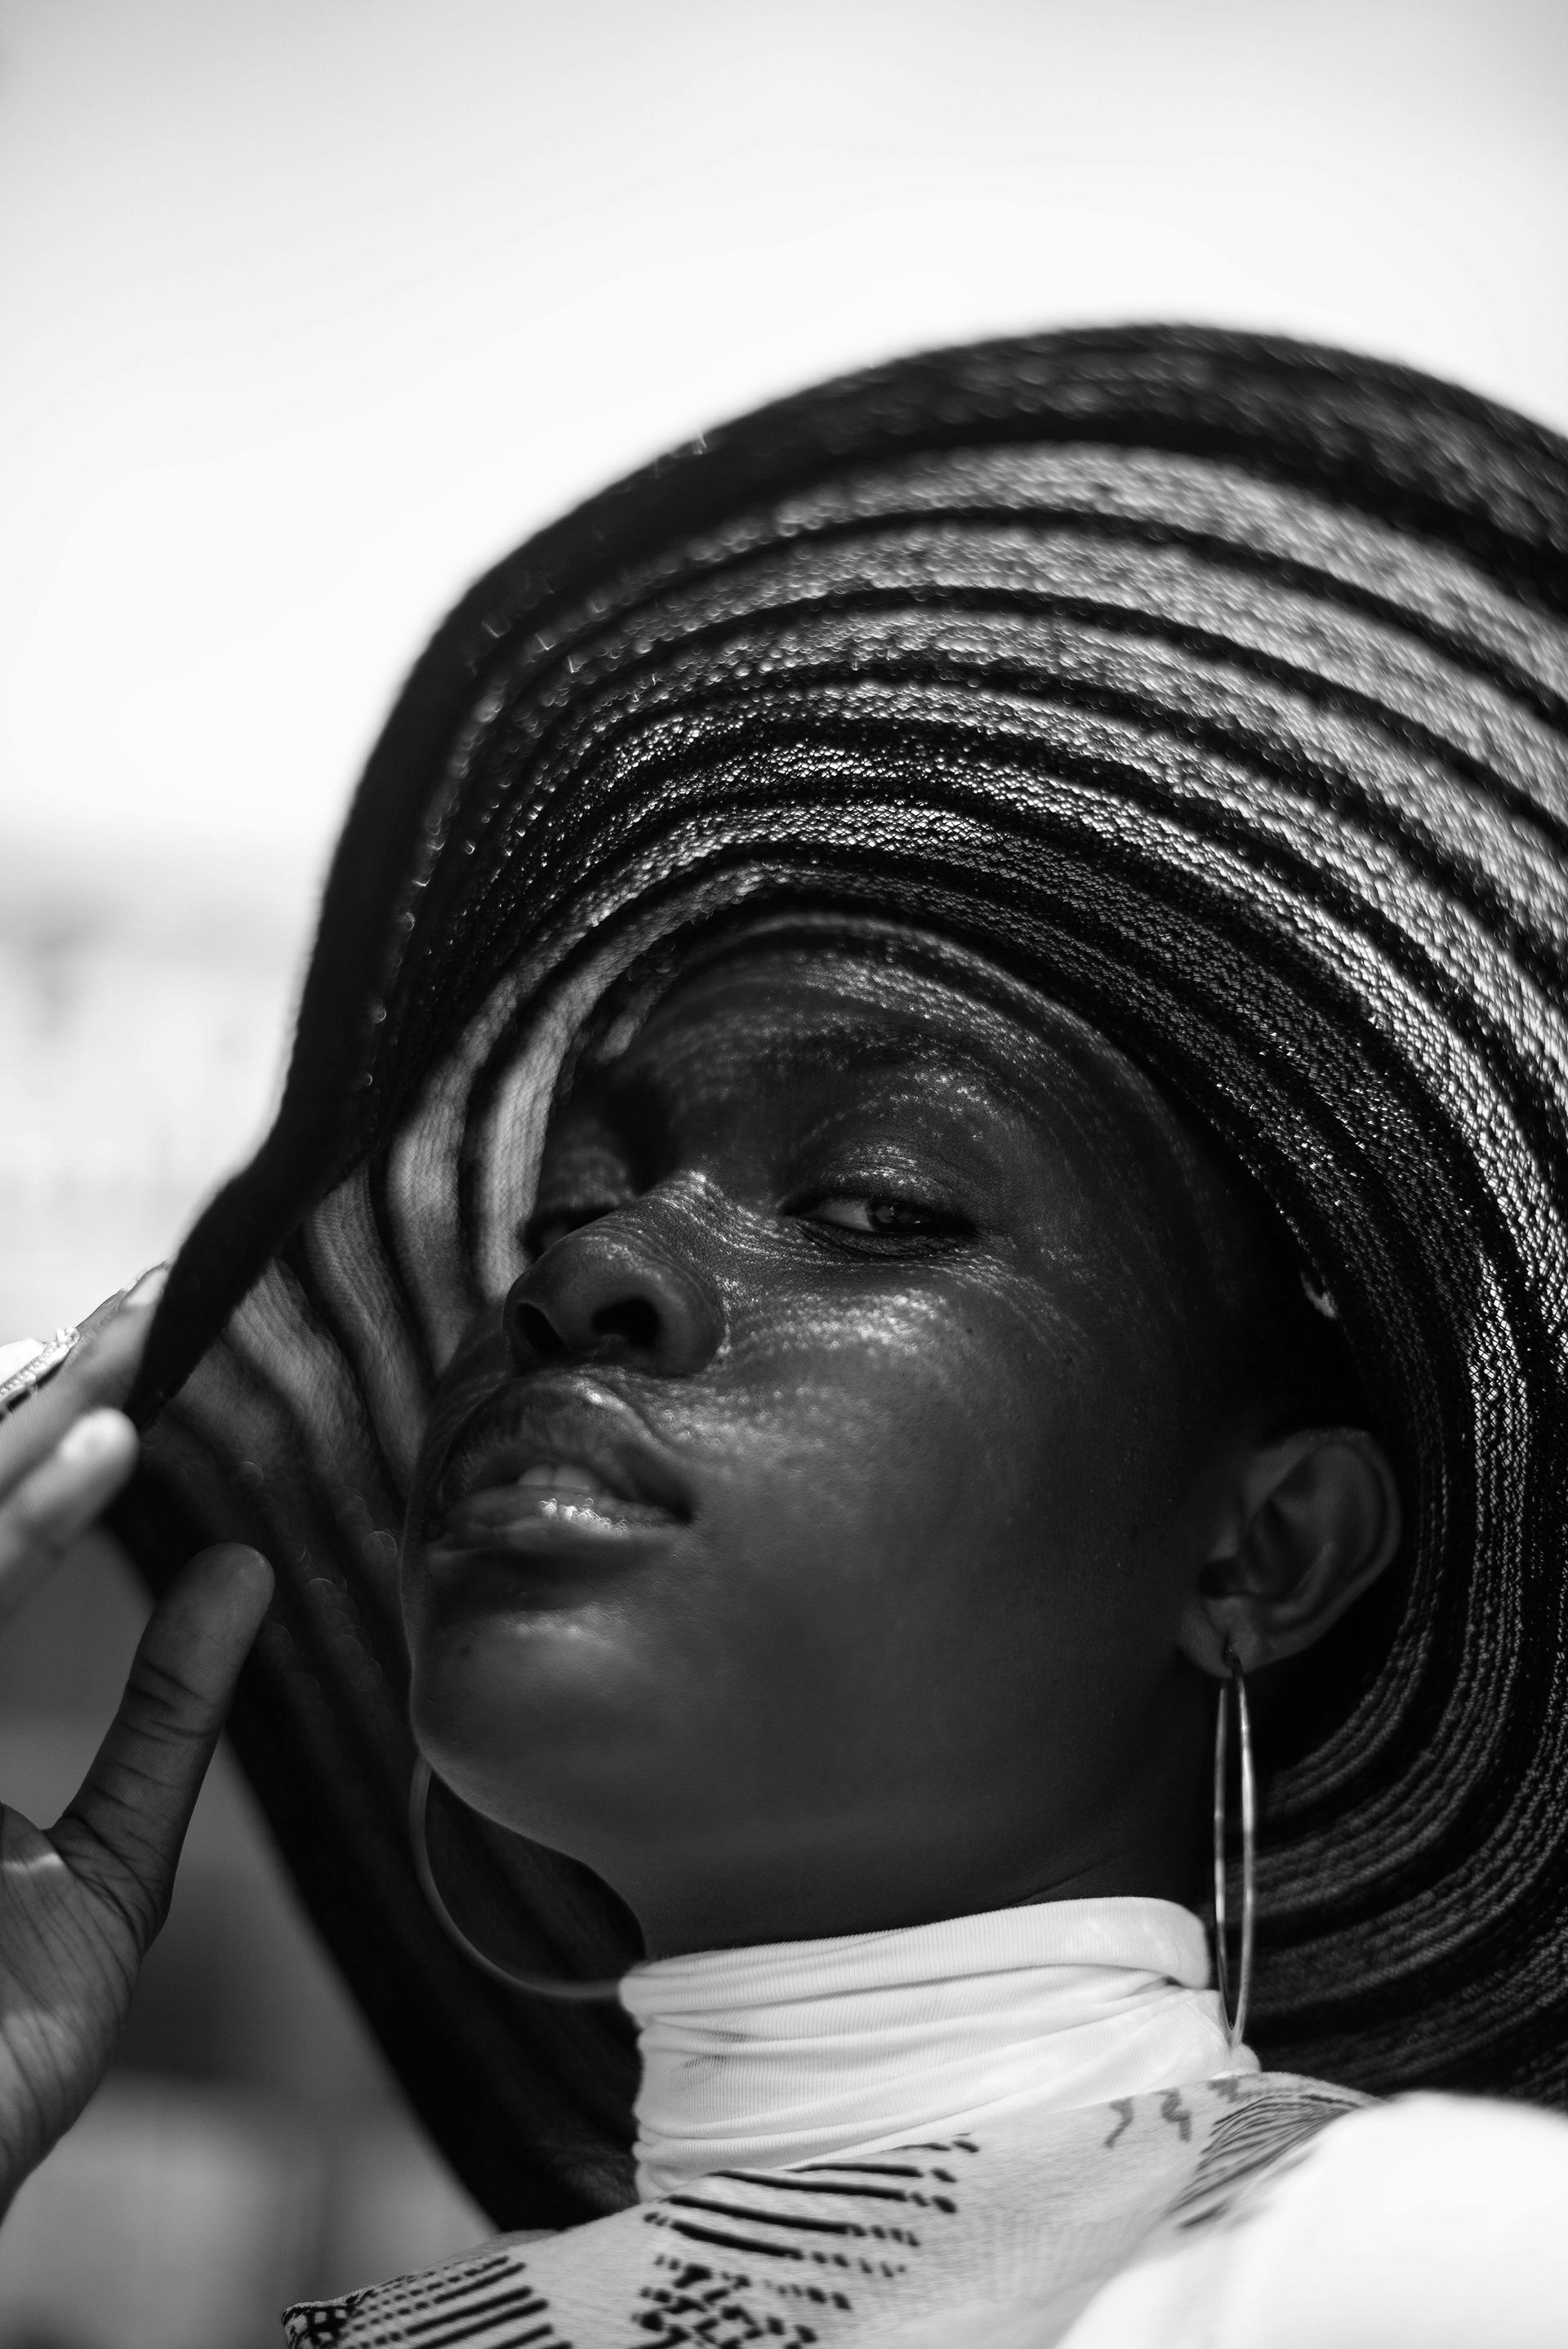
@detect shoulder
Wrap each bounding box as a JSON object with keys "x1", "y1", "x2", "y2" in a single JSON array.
[{"x1": 1059, "y1": 2081, "x2": 1568, "y2": 2349}]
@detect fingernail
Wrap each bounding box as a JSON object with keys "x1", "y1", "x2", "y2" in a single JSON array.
[
  {"x1": 56, "y1": 1409, "x2": 134, "y2": 1465},
  {"x1": 123, "y1": 1264, "x2": 169, "y2": 1312}
]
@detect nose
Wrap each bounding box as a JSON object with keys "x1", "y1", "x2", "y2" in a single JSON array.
[{"x1": 503, "y1": 1215, "x2": 725, "y2": 1376}]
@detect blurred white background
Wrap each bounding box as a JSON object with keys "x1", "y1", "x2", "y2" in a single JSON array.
[
  {"x1": 4, "y1": 0, "x2": 1567, "y2": 1324},
  {"x1": 2, "y1": 1, "x2": 1566, "y2": 2340}
]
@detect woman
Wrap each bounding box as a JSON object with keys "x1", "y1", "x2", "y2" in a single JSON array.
[{"x1": 2, "y1": 326, "x2": 1568, "y2": 2342}]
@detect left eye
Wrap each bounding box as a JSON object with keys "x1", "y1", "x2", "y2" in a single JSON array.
[{"x1": 806, "y1": 1196, "x2": 948, "y2": 1236}]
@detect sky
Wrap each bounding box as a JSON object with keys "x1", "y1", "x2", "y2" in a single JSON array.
[{"x1": 3, "y1": 0, "x2": 1566, "y2": 876}]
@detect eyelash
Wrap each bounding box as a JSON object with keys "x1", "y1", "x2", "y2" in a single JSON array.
[{"x1": 791, "y1": 1192, "x2": 973, "y2": 1254}]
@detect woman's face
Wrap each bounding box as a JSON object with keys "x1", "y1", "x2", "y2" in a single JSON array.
[{"x1": 402, "y1": 935, "x2": 1256, "y2": 1955}]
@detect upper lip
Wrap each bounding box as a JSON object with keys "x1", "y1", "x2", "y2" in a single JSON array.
[{"x1": 430, "y1": 1375, "x2": 693, "y2": 1527}]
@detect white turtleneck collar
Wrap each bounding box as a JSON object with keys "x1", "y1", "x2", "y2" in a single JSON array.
[{"x1": 621, "y1": 1896, "x2": 1255, "y2": 2200}]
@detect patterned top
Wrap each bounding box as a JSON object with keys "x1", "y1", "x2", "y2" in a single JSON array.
[{"x1": 285, "y1": 2072, "x2": 1365, "y2": 2347}]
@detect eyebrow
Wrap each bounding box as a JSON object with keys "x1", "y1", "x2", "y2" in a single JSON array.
[
  {"x1": 813, "y1": 1033, "x2": 1041, "y2": 1121},
  {"x1": 578, "y1": 1011, "x2": 1055, "y2": 1142}
]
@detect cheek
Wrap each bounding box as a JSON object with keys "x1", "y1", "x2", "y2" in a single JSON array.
[
  {"x1": 659, "y1": 1273, "x2": 1183, "y2": 1787},
  {"x1": 989, "y1": 1264, "x2": 1200, "y2": 1689},
  {"x1": 692, "y1": 1273, "x2": 1100, "y2": 1612},
  {"x1": 732, "y1": 1267, "x2": 1190, "y2": 1607}
]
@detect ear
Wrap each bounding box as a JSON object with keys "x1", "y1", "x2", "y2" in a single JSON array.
[{"x1": 1178, "y1": 1429, "x2": 1401, "y2": 1678}]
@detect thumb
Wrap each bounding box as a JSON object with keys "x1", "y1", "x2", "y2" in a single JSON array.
[{"x1": 54, "y1": 1544, "x2": 274, "y2": 1948}]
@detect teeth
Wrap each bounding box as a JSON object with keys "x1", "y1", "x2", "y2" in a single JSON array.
[{"x1": 516, "y1": 1461, "x2": 614, "y2": 1500}]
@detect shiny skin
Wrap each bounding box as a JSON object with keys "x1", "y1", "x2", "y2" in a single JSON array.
[{"x1": 403, "y1": 933, "x2": 1395, "y2": 1959}]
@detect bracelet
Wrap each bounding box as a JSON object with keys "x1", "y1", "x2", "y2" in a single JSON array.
[{"x1": 0, "y1": 1329, "x2": 82, "y2": 1420}]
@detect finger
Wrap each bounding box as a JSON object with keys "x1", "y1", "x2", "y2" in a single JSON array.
[
  {"x1": 54, "y1": 1545, "x2": 274, "y2": 1949},
  {"x1": 0, "y1": 1267, "x2": 167, "y2": 1489},
  {"x1": 0, "y1": 1409, "x2": 141, "y2": 1625}
]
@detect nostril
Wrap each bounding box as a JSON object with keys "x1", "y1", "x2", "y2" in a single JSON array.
[
  {"x1": 514, "y1": 1302, "x2": 568, "y2": 1361},
  {"x1": 590, "y1": 1297, "x2": 661, "y2": 1351}
]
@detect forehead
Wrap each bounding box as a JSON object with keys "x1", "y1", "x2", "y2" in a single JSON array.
[{"x1": 568, "y1": 934, "x2": 1143, "y2": 1130}]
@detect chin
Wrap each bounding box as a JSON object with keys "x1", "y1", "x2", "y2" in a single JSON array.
[{"x1": 406, "y1": 1606, "x2": 677, "y2": 1849}]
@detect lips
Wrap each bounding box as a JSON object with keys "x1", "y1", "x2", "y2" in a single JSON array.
[{"x1": 425, "y1": 1377, "x2": 692, "y2": 1553}]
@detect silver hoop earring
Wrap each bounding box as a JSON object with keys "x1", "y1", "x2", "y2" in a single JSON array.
[
  {"x1": 409, "y1": 1758, "x2": 623, "y2": 2004},
  {"x1": 1212, "y1": 1641, "x2": 1256, "y2": 2048}
]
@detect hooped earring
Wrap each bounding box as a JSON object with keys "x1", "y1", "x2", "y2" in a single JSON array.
[
  {"x1": 409, "y1": 1758, "x2": 624, "y2": 2004},
  {"x1": 1212, "y1": 1639, "x2": 1256, "y2": 2048}
]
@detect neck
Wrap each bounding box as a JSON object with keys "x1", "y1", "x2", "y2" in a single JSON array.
[{"x1": 621, "y1": 1893, "x2": 1254, "y2": 2199}]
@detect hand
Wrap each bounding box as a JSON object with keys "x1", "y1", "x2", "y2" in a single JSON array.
[
  {"x1": 0, "y1": 1277, "x2": 274, "y2": 2210},
  {"x1": 0, "y1": 1271, "x2": 163, "y2": 1627}
]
